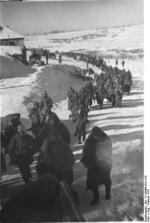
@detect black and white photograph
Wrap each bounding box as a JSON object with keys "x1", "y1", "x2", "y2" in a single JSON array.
[{"x1": 0, "y1": 0, "x2": 147, "y2": 222}]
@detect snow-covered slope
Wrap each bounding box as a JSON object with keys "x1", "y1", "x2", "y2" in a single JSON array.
[
  {"x1": 0, "y1": 55, "x2": 35, "y2": 79},
  {"x1": 25, "y1": 24, "x2": 143, "y2": 53}
]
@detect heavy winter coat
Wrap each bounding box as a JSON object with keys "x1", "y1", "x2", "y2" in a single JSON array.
[
  {"x1": 0, "y1": 175, "x2": 63, "y2": 222},
  {"x1": 9, "y1": 133, "x2": 35, "y2": 163},
  {"x1": 37, "y1": 130, "x2": 74, "y2": 185},
  {"x1": 81, "y1": 130, "x2": 112, "y2": 190},
  {"x1": 37, "y1": 122, "x2": 71, "y2": 146}
]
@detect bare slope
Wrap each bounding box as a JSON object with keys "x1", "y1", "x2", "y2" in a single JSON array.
[{"x1": 0, "y1": 56, "x2": 35, "y2": 79}]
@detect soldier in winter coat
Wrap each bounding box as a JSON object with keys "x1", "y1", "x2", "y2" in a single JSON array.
[
  {"x1": 9, "y1": 124, "x2": 35, "y2": 184},
  {"x1": 81, "y1": 126, "x2": 112, "y2": 206},
  {"x1": 36, "y1": 127, "x2": 74, "y2": 186}
]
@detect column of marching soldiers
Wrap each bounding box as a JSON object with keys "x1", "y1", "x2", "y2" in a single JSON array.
[
  {"x1": 67, "y1": 55, "x2": 132, "y2": 144},
  {"x1": 0, "y1": 54, "x2": 133, "y2": 221}
]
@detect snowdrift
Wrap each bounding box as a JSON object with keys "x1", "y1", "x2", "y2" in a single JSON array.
[
  {"x1": 23, "y1": 64, "x2": 88, "y2": 106},
  {"x1": 0, "y1": 56, "x2": 35, "y2": 79}
]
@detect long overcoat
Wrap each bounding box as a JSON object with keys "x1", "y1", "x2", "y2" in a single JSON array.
[
  {"x1": 37, "y1": 131, "x2": 74, "y2": 185},
  {"x1": 81, "y1": 131, "x2": 112, "y2": 190}
]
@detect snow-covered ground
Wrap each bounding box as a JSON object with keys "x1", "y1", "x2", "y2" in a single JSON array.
[
  {"x1": 25, "y1": 24, "x2": 143, "y2": 53},
  {"x1": 0, "y1": 23, "x2": 144, "y2": 221}
]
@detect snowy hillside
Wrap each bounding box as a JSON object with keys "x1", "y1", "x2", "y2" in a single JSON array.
[{"x1": 25, "y1": 24, "x2": 143, "y2": 53}]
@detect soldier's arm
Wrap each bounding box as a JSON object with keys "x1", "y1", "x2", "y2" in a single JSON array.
[
  {"x1": 9, "y1": 137, "x2": 15, "y2": 153},
  {"x1": 28, "y1": 134, "x2": 36, "y2": 146},
  {"x1": 27, "y1": 135, "x2": 37, "y2": 153},
  {"x1": 37, "y1": 125, "x2": 49, "y2": 147},
  {"x1": 74, "y1": 118, "x2": 81, "y2": 136},
  {"x1": 8, "y1": 136, "x2": 16, "y2": 161}
]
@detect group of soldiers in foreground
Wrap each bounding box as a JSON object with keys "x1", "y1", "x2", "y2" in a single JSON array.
[{"x1": 1, "y1": 88, "x2": 112, "y2": 214}]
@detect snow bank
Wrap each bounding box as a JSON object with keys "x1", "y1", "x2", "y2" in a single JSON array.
[
  {"x1": 0, "y1": 46, "x2": 22, "y2": 57},
  {"x1": 0, "y1": 55, "x2": 35, "y2": 79},
  {"x1": 0, "y1": 56, "x2": 42, "y2": 118}
]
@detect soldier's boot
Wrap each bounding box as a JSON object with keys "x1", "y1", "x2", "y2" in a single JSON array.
[
  {"x1": 91, "y1": 187, "x2": 99, "y2": 206},
  {"x1": 111, "y1": 95, "x2": 115, "y2": 107},
  {"x1": 119, "y1": 100, "x2": 122, "y2": 108},
  {"x1": 74, "y1": 132, "x2": 77, "y2": 137},
  {"x1": 82, "y1": 129, "x2": 86, "y2": 142},
  {"x1": 78, "y1": 139, "x2": 82, "y2": 144},
  {"x1": 74, "y1": 127, "x2": 78, "y2": 137},
  {"x1": 9, "y1": 156, "x2": 15, "y2": 165},
  {"x1": 86, "y1": 119, "x2": 90, "y2": 123},
  {"x1": 78, "y1": 134, "x2": 82, "y2": 144},
  {"x1": 105, "y1": 179, "x2": 111, "y2": 200},
  {"x1": 71, "y1": 188, "x2": 79, "y2": 205},
  {"x1": 20, "y1": 165, "x2": 31, "y2": 184}
]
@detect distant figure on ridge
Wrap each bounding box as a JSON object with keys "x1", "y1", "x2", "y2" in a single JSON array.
[
  {"x1": 122, "y1": 60, "x2": 125, "y2": 68},
  {"x1": 22, "y1": 46, "x2": 27, "y2": 64},
  {"x1": 59, "y1": 53, "x2": 62, "y2": 63},
  {"x1": 45, "y1": 49, "x2": 49, "y2": 65},
  {"x1": 115, "y1": 58, "x2": 118, "y2": 67}
]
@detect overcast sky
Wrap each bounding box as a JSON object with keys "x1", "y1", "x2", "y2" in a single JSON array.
[{"x1": 0, "y1": 0, "x2": 143, "y2": 35}]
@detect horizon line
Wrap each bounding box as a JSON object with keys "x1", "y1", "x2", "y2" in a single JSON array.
[{"x1": 24, "y1": 22, "x2": 143, "y2": 36}]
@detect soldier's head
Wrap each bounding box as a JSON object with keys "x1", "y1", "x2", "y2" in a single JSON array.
[
  {"x1": 33, "y1": 101, "x2": 39, "y2": 109},
  {"x1": 46, "y1": 98, "x2": 53, "y2": 109},
  {"x1": 42, "y1": 91, "x2": 48, "y2": 98},
  {"x1": 91, "y1": 126, "x2": 103, "y2": 142},
  {"x1": 68, "y1": 87, "x2": 72, "y2": 93},
  {"x1": 10, "y1": 118, "x2": 21, "y2": 128},
  {"x1": 48, "y1": 116, "x2": 55, "y2": 126},
  {"x1": 18, "y1": 124, "x2": 26, "y2": 135}
]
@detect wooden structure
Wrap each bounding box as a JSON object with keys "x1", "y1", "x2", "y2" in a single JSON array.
[{"x1": 0, "y1": 26, "x2": 24, "y2": 46}]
